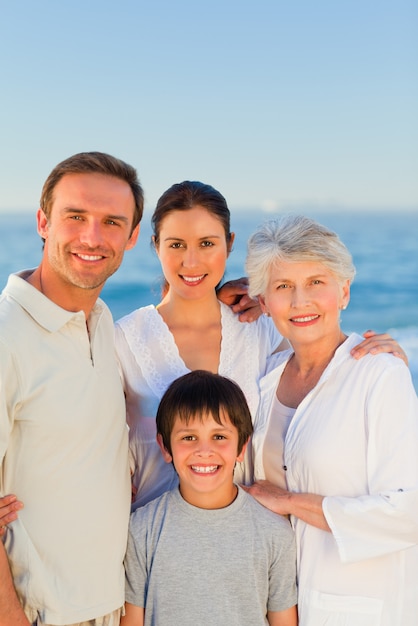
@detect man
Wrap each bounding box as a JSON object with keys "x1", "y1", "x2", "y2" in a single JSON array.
[{"x1": 0, "y1": 152, "x2": 143, "y2": 626}]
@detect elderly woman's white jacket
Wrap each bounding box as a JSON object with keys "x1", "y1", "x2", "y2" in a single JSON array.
[{"x1": 252, "y1": 333, "x2": 418, "y2": 626}]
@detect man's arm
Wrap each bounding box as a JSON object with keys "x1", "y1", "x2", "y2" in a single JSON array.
[
  {"x1": 120, "y1": 602, "x2": 144, "y2": 626},
  {"x1": 0, "y1": 541, "x2": 30, "y2": 626}
]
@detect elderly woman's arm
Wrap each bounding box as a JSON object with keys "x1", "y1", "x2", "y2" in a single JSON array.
[
  {"x1": 244, "y1": 481, "x2": 330, "y2": 532},
  {"x1": 248, "y1": 360, "x2": 418, "y2": 564}
]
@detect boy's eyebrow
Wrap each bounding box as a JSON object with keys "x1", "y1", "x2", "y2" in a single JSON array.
[{"x1": 173, "y1": 423, "x2": 235, "y2": 434}]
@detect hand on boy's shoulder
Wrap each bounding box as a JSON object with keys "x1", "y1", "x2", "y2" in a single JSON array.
[{"x1": 239, "y1": 485, "x2": 294, "y2": 532}]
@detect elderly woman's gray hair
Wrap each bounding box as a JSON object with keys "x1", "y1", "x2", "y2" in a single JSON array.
[{"x1": 245, "y1": 214, "x2": 356, "y2": 298}]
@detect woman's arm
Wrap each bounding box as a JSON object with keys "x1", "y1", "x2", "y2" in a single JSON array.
[
  {"x1": 0, "y1": 541, "x2": 30, "y2": 625},
  {"x1": 244, "y1": 481, "x2": 330, "y2": 532},
  {"x1": 0, "y1": 495, "x2": 23, "y2": 536}
]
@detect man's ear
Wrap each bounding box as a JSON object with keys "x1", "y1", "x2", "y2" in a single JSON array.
[
  {"x1": 37, "y1": 208, "x2": 49, "y2": 240},
  {"x1": 156, "y1": 433, "x2": 173, "y2": 464},
  {"x1": 236, "y1": 436, "x2": 250, "y2": 463}
]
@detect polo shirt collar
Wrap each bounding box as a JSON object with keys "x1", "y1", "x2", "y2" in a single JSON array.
[{"x1": 5, "y1": 270, "x2": 105, "y2": 333}]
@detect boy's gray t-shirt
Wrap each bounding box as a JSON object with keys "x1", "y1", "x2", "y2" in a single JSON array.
[{"x1": 125, "y1": 486, "x2": 297, "y2": 626}]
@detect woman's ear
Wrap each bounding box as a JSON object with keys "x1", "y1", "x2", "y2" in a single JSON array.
[
  {"x1": 156, "y1": 433, "x2": 173, "y2": 464},
  {"x1": 152, "y1": 235, "x2": 160, "y2": 256},
  {"x1": 227, "y1": 232, "x2": 235, "y2": 256},
  {"x1": 340, "y1": 279, "x2": 351, "y2": 310},
  {"x1": 258, "y1": 294, "x2": 270, "y2": 316}
]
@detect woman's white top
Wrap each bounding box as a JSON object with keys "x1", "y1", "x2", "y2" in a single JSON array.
[
  {"x1": 115, "y1": 302, "x2": 281, "y2": 507},
  {"x1": 253, "y1": 333, "x2": 418, "y2": 626}
]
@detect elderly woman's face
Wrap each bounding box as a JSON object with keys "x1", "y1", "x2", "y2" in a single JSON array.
[{"x1": 259, "y1": 260, "x2": 350, "y2": 343}]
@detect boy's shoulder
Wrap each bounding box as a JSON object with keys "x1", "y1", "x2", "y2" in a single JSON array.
[
  {"x1": 130, "y1": 489, "x2": 174, "y2": 527},
  {"x1": 239, "y1": 487, "x2": 294, "y2": 535}
]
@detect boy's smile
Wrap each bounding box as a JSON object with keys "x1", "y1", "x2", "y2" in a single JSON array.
[{"x1": 158, "y1": 411, "x2": 247, "y2": 509}]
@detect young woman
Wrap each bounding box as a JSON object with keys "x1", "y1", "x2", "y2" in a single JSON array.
[{"x1": 115, "y1": 181, "x2": 282, "y2": 507}]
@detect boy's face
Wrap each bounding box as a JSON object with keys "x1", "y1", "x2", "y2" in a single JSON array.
[{"x1": 157, "y1": 411, "x2": 248, "y2": 509}]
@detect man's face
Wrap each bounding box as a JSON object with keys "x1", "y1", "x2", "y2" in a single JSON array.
[{"x1": 38, "y1": 172, "x2": 139, "y2": 293}]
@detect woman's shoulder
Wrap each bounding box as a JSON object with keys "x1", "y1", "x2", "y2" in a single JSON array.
[{"x1": 115, "y1": 304, "x2": 157, "y2": 330}]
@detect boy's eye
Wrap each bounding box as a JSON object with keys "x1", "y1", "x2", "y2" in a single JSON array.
[
  {"x1": 213, "y1": 434, "x2": 226, "y2": 440},
  {"x1": 182, "y1": 435, "x2": 196, "y2": 441}
]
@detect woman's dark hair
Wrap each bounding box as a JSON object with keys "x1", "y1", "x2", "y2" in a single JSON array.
[
  {"x1": 152, "y1": 180, "x2": 232, "y2": 245},
  {"x1": 156, "y1": 370, "x2": 253, "y2": 456}
]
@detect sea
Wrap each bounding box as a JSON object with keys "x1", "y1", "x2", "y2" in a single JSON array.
[{"x1": 1, "y1": 209, "x2": 417, "y2": 391}]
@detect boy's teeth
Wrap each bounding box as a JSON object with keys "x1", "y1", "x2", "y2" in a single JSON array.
[{"x1": 192, "y1": 465, "x2": 218, "y2": 473}]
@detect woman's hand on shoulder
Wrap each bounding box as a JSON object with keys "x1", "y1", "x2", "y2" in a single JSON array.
[
  {"x1": 351, "y1": 330, "x2": 408, "y2": 366},
  {"x1": 242, "y1": 480, "x2": 292, "y2": 515},
  {"x1": 217, "y1": 277, "x2": 262, "y2": 322}
]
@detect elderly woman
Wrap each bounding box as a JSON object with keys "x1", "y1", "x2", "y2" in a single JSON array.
[{"x1": 245, "y1": 215, "x2": 418, "y2": 626}]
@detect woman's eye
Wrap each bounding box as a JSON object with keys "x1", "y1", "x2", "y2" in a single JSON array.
[{"x1": 201, "y1": 241, "x2": 214, "y2": 247}]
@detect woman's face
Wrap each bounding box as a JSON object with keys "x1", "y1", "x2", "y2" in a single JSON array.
[
  {"x1": 260, "y1": 259, "x2": 350, "y2": 346},
  {"x1": 155, "y1": 205, "x2": 234, "y2": 300}
]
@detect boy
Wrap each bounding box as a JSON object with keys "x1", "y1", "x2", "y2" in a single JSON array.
[{"x1": 121, "y1": 370, "x2": 298, "y2": 626}]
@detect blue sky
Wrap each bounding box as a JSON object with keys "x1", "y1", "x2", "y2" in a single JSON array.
[{"x1": 1, "y1": 0, "x2": 417, "y2": 213}]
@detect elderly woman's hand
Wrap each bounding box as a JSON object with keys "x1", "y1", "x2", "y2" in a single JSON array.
[
  {"x1": 217, "y1": 278, "x2": 262, "y2": 323},
  {"x1": 242, "y1": 480, "x2": 292, "y2": 516},
  {"x1": 243, "y1": 480, "x2": 331, "y2": 532}
]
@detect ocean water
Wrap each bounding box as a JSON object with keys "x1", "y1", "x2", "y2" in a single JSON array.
[{"x1": 1, "y1": 209, "x2": 417, "y2": 390}]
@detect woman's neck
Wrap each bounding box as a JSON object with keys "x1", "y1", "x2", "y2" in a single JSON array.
[
  {"x1": 157, "y1": 289, "x2": 221, "y2": 329},
  {"x1": 278, "y1": 331, "x2": 347, "y2": 408}
]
